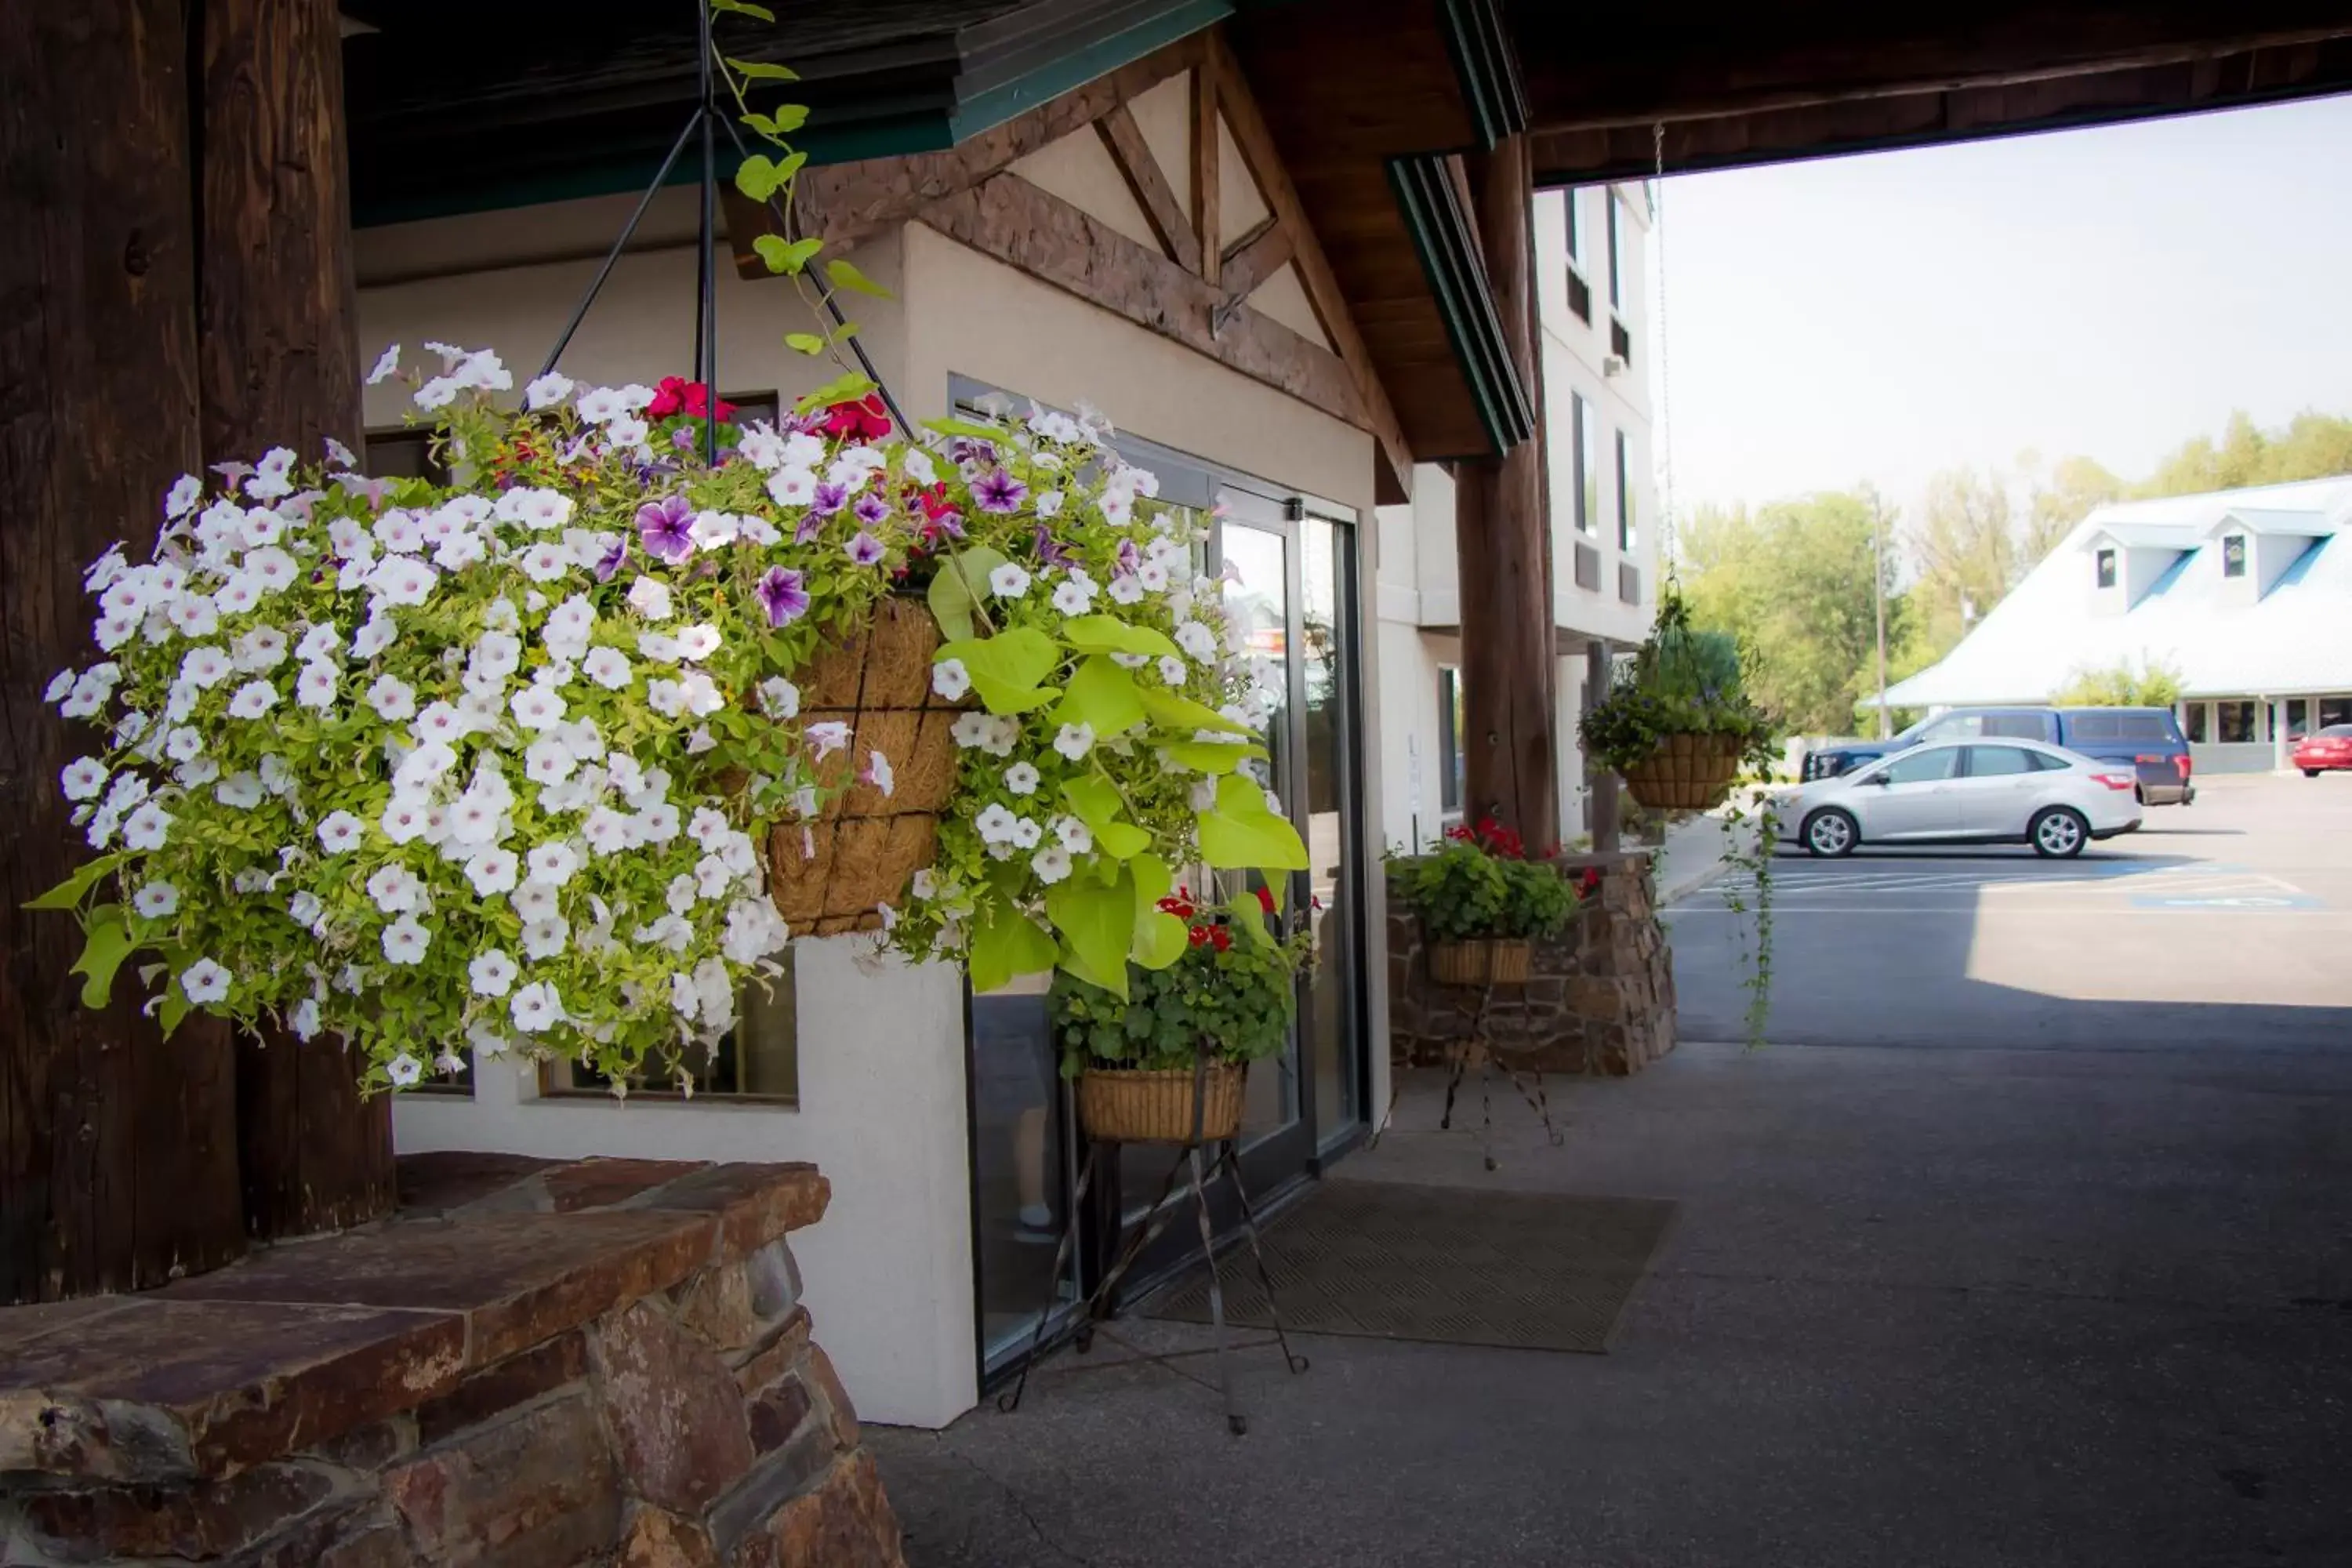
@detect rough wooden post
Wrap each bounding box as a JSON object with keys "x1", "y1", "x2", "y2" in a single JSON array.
[
  {"x1": 1, "y1": 0, "x2": 248, "y2": 1302},
  {"x1": 197, "y1": 0, "x2": 396, "y2": 1238},
  {"x1": 1454, "y1": 133, "x2": 1559, "y2": 855}
]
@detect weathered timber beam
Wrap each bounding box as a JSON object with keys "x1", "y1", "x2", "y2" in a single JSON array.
[
  {"x1": 778, "y1": 34, "x2": 1205, "y2": 256},
  {"x1": 1192, "y1": 48, "x2": 1221, "y2": 287},
  {"x1": 920, "y1": 173, "x2": 1370, "y2": 445},
  {"x1": 1518, "y1": 6, "x2": 2352, "y2": 133},
  {"x1": 1216, "y1": 216, "x2": 1290, "y2": 301},
  {"x1": 1094, "y1": 103, "x2": 1201, "y2": 275},
  {"x1": 1205, "y1": 31, "x2": 1413, "y2": 503}
]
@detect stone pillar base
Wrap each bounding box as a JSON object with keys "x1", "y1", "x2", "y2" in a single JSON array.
[{"x1": 1, "y1": 1155, "x2": 904, "y2": 1567}]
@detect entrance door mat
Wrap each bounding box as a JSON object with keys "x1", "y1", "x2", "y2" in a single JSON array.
[{"x1": 1144, "y1": 1180, "x2": 1678, "y2": 1353}]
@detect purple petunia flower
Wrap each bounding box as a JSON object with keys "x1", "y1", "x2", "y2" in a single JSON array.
[
  {"x1": 636, "y1": 493, "x2": 695, "y2": 562},
  {"x1": 594, "y1": 533, "x2": 630, "y2": 582},
  {"x1": 853, "y1": 492, "x2": 890, "y2": 528},
  {"x1": 811, "y1": 482, "x2": 848, "y2": 517},
  {"x1": 757, "y1": 565, "x2": 809, "y2": 627},
  {"x1": 793, "y1": 514, "x2": 823, "y2": 546},
  {"x1": 948, "y1": 436, "x2": 997, "y2": 470},
  {"x1": 671, "y1": 426, "x2": 699, "y2": 452},
  {"x1": 844, "y1": 531, "x2": 886, "y2": 568},
  {"x1": 974, "y1": 469, "x2": 1027, "y2": 515},
  {"x1": 1115, "y1": 539, "x2": 1141, "y2": 575},
  {"x1": 1033, "y1": 523, "x2": 1076, "y2": 569}
]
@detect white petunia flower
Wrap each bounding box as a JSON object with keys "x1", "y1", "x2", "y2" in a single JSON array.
[
  {"x1": 1051, "y1": 579, "x2": 1094, "y2": 616},
  {"x1": 1174, "y1": 620, "x2": 1217, "y2": 661},
  {"x1": 366, "y1": 343, "x2": 401, "y2": 383},
  {"x1": 1004, "y1": 761, "x2": 1041, "y2": 797},
  {"x1": 365, "y1": 675, "x2": 416, "y2": 721},
  {"x1": 289, "y1": 998, "x2": 322, "y2": 1040},
  {"x1": 604, "y1": 415, "x2": 648, "y2": 448},
  {"x1": 627, "y1": 578, "x2": 673, "y2": 622},
  {"x1": 863, "y1": 751, "x2": 895, "y2": 798},
  {"x1": 121, "y1": 800, "x2": 172, "y2": 851},
  {"x1": 950, "y1": 712, "x2": 995, "y2": 750},
  {"x1": 581, "y1": 646, "x2": 633, "y2": 691},
  {"x1": 1009, "y1": 815, "x2": 1043, "y2": 850},
  {"x1": 1055, "y1": 816, "x2": 1094, "y2": 854},
  {"x1": 381, "y1": 917, "x2": 430, "y2": 965},
  {"x1": 988, "y1": 562, "x2": 1032, "y2": 599},
  {"x1": 166, "y1": 595, "x2": 220, "y2": 638},
  {"x1": 931, "y1": 659, "x2": 971, "y2": 702},
  {"x1": 1031, "y1": 845, "x2": 1073, "y2": 884},
  {"x1": 469, "y1": 948, "x2": 519, "y2": 997},
  {"x1": 165, "y1": 474, "x2": 205, "y2": 518},
  {"x1": 521, "y1": 917, "x2": 569, "y2": 960},
  {"x1": 386, "y1": 1053, "x2": 425, "y2": 1087},
  {"x1": 295, "y1": 661, "x2": 339, "y2": 710},
  {"x1": 510, "y1": 881, "x2": 561, "y2": 924},
  {"x1": 60, "y1": 757, "x2": 109, "y2": 801},
  {"x1": 524, "y1": 372, "x2": 574, "y2": 410},
  {"x1": 366, "y1": 864, "x2": 421, "y2": 913},
  {"x1": 759, "y1": 677, "x2": 800, "y2": 719},
  {"x1": 180, "y1": 958, "x2": 232, "y2": 1004},
  {"x1": 974, "y1": 802, "x2": 1019, "y2": 844},
  {"x1": 1157, "y1": 654, "x2": 1189, "y2": 686},
  {"x1": 525, "y1": 841, "x2": 580, "y2": 887},
  {"x1": 518, "y1": 543, "x2": 572, "y2": 583},
  {"x1": 574, "y1": 387, "x2": 624, "y2": 423},
  {"x1": 215, "y1": 771, "x2": 265, "y2": 810},
  {"x1": 368, "y1": 556, "x2": 437, "y2": 608},
  {"x1": 510, "y1": 982, "x2": 564, "y2": 1033},
  {"x1": 132, "y1": 881, "x2": 180, "y2": 920},
  {"x1": 644, "y1": 678, "x2": 684, "y2": 718},
  {"x1": 379, "y1": 795, "x2": 433, "y2": 845},
  {"x1": 1053, "y1": 723, "x2": 1095, "y2": 761},
  {"x1": 180, "y1": 645, "x2": 232, "y2": 689},
  {"x1": 581, "y1": 806, "x2": 632, "y2": 855},
  {"x1": 232, "y1": 626, "x2": 289, "y2": 672},
  {"x1": 288, "y1": 890, "x2": 325, "y2": 930},
  {"x1": 523, "y1": 738, "x2": 577, "y2": 787},
  {"x1": 414, "y1": 376, "x2": 459, "y2": 410},
  {"x1": 804, "y1": 720, "x2": 851, "y2": 760},
  {"x1": 510, "y1": 686, "x2": 566, "y2": 731},
  {"x1": 675, "y1": 623, "x2": 721, "y2": 662},
  {"x1": 317, "y1": 811, "x2": 365, "y2": 854},
  {"x1": 462, "y1": 847, "x2": 520, "y2": 897}
]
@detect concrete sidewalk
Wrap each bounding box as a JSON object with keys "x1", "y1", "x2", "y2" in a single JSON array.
[{"x1": 870, "y1": 1039, "x2": 2352, "y2": 1566}]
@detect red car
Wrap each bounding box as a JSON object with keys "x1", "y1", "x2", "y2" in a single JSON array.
[{"x1": 2292, "y1": 724, "x2": 2352, "y2": 776}]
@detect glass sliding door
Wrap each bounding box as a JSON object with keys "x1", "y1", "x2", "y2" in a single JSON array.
[{"x1": 1299, "y1": 513, "x2": 1363, "y2": 1151}]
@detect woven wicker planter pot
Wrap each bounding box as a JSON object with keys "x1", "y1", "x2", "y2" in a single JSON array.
[
  {"x1": 1427, "y1": 938, "x2": 1533, "y2": 988},
  {"x1": 1621, "y1": 732, "x2": 1744, "y2": 812},
  {"x1": 1078, "y1": 1063, "x2": 1247, "y2": 1145},
  {"x1": 767, "y1": 597, "x2": 964, "y2": 936}
]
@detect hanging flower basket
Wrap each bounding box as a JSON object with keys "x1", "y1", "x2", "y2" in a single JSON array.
[
  {"x1": 1620, "y1": 732, "x2": 1745, "y2": 811},
  {"x1": 1078, "y1": 1062, "x2": 1247, "y2": 1144},
  {"x1": 1427, "y1": 936, "x2": 1533, "y2": 988},
  {"x1": 765, "y1": 597, "x2": 962, "y2": 935}
]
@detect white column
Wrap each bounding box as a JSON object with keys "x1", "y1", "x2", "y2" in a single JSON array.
[{"x1": 2272, "y1": 697, "x2": 2292, "y2": 771}]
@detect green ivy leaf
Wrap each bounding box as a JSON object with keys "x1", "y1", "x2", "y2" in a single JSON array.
[
  {"x1": 1061, "y1": 615, "x2": 1179, "y2": 659},
  {"x1": 938, "y1": 627, "x2": 1062, "y2": 713},
  {"x1": 1157, "y1": 739, "x2": 1261, "y2": 775},
  {"x1": 1129, "y1": 853, "x2": 1174, "y2": 913},
  {"x1": 1137, "y1": 684, "x2": 1251, "y2": 735},
  {"x1": 784, "y1": 332, "x2": 827, "y2": 356},
  {"x1": 1132, "y1": 909, "x2": 1190, "y2": 969},
  {"x1": 792, "y1": 371, "x2": 878, "y2": 415},
  {"x1": 825, "y1": 257, "x2": 892, "y2": 299},
  {"x1": 971, "y1": 897, "x2": 1058, "y2": 993},
  {"x1": 734, "y1": 154, "x2": 786, "y2": 201},
  {"x1": 24, "y1": 851, "x2": 124, "y2": 911},
  {"x1": 1053, "y1": 655, "x2": 1145, "y2": 738},
  {"x1": 1059, "y1": 774, "x2": 1148, "y2": 858},
  {"x1": 71, "y1": 909, "x2": 137, "y2": 1010},
  {"x1": 752, "y1": 234, "x2": 823, "y2": 275},
  {"x1": 1047, "y1": 871, "x2": 1134, "y2": 1002},
  {"x1": 726, "y1": 56, "x2": 800, "y2": 82},
  {"x1": 1198, "y1": 775, "x2": 1308, "y2": 872},
  {"x1": 925, "y1": 546, "x2": 1007, "y2": 642}
]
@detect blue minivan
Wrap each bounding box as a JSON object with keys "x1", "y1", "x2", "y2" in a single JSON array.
[{"x1": 1801, "y1": 707, "x2": 2195, "y2": 805}]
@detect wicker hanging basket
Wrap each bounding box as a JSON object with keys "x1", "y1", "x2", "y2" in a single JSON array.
[
  {"x1": 766, "y1": 596, "x2": 964, "y2": 936},
  {"x1": 1078, "y1": 1063, "x2": 1247, "y2": 1144},
  {"x1": 1620, "y1": 732, "x2": 1744, "y2": 812},
  {"x1": 1426, "y1": 938, "x2": 1534, "y2": 988}
]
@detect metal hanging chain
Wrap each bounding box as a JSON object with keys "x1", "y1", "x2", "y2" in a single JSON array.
[
  {"x1": 539, "y1": 2, "x2": 916, "y2": 447},
  {"x1": 1651, "y1": 120, "x2": 1679, "y2": 587}
]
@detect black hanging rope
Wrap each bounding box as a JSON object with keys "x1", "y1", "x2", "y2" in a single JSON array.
[{"x1": 538, "y1": 2, "x2": 915, "y2": 447}]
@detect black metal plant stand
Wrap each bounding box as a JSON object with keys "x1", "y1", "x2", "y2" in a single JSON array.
[
  {"x1": 1373, "y1": 968, "x2": 1565, "y2": 1170},
  {"x1": 998, "y1": 1047, "x2": 1308, "y2": 1436}
]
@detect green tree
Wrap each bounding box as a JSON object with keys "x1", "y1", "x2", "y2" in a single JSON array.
[
  {"x1": 2138, "y1": 408, "x2": 2352, "y2": 497},
  {"x1": 1904, "y1": 465, "x2": 2024, "y2": 663},
  {"x1": 1678, "y1": 491, "x2": 1893, "y2": 735},
  {"x1": 2020, "y1": 452, "x2": 2124, "y2": 557}
]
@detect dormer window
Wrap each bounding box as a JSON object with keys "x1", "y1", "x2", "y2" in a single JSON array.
[
  {"x1": 2095, "y1": 548, "x2": 2117, "y2": 589},
  {"x1": 2222, "y1": 534, "x2": 2248, "y2": 579}
]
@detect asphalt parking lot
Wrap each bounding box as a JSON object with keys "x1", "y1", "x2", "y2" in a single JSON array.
[{"x1": 1671, "y1": 772, "x2": 2352, "y2": 1050}]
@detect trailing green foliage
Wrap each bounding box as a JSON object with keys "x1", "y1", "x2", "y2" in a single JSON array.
[{"x1": 1392, "y1": 819, "x2": 1581, "y2": 942}]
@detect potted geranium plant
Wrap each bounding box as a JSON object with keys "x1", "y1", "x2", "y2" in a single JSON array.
[
  {"x1": 1396, "y1": 817, "x2": 1583, "y2": 986},
  {"x1": 1577, "y1": 591, "x2": 1773, "y2": 812},
  {"x1": 1047, "y1": 884, "x2": 1311, "y2": 1144}
]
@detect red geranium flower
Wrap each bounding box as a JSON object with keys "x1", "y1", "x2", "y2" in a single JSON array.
[
  {"x1": 820, "y1": 394, "x2": 892, "y2": 442},
  {"x1": 1188, "y1": 924, "x2": 1211, "y2": 946},
  {"x1": 648, "y1": 376, "x2": 738, "y2": 422},
  {"x1": 1254, "y1": 885, "x2": 1276, "y2": 914},
  {"x1": 1209, "y1": 926, "x2": 1232, "y2": 952}
]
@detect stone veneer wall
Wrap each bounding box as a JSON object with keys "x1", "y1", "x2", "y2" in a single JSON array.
[
  {"x1": 1388, "y1": 850, "x2": 1676, "y2": 1076},
  {"x1": 0, "y1": 1155, "x2": 902, "y2": 1567}
]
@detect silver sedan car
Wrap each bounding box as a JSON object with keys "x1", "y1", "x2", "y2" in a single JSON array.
[{"x1": 1777, "y1": 738, "x2": 2144, "y2": 858}]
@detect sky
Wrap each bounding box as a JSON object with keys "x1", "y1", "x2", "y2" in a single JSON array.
[{"x1": 1655, "y1": 92, "x2": 2352, "y2": 524}]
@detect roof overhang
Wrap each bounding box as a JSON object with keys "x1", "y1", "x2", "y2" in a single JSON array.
[{"x1": 2209, "y1": 507, "x2": 2336, "y2": 539}]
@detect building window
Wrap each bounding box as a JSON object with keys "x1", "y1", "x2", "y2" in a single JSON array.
[
  {"x1": 2183, "y1": 702, "x2": 2206, "y2": 743},
  {"x1": 2095, "y1": 548, "x2": 2117, "y2": 589},
  {"x1": 2286, "y1": 699, "x2": 2309, "y2": 739},
  {"x1": 1610, "y1": 318, "x2": 1632, "y2": 365},
  {"x1": 1606, "y1": 189, "x2": 1623, "y2": 311},
  {"x1": 2222, "y1": 534, "x2": 2248, "y2": 578},
  {"x1": 1566, "y1": 269, "x2": 1592, "y2": 325},
  {"x1": 1564, "y1": 189, "x2": 1582, "y2": 267},
  {"x1": 1572, "y1": 394, "x2": 1598, "y2": 536},
  {"x1": 365, "y1": 430, "x2": 450, "y2": 484},
  {"x1": 1614, "y1": 429, "x2": 1634, "y2": 550},
  {"x1": 542, "y1": 951, "x2": 800, "y2": 1103},
  {"x1": 2324, "y1": 697, "x2": 2352, "y2": 729},
  {"x1": 1436, "y1": 666, "x2": 1465, "y2": 816},
  {"x1": 2216, "y1": 700, "x2": 2258, "y2": 744}
]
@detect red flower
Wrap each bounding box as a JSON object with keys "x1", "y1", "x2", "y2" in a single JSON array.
[
  {"x1": 1158, "y1": 895, "x2": 1196, "y2": 920},
  {"x1": 820, "y1": 395, "x2": 892, "y2": 442},
  {"x1": 1210, "y1": 927, "x2": 1232, "y2": 952},
  {"x1": 1189, "y1": 924, "x2": 1211, "y2": 946},
  {"x1": 649, "y1": 376, "x2": 738, "y2": 422},
  {"x1": 1254, "y1": 885, "x2": 1276, "y2": 914}
]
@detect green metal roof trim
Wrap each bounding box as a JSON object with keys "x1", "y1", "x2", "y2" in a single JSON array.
[
  {"x1": 1387, "y1": 154, "x2": 1534, "y2": 456},
  {"x1": 1439, "y1": 0, "x2": 1526, "y2": 151},
  {"x1": 351, "y1": 0, "x2": 1229, "y2": 227}
]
